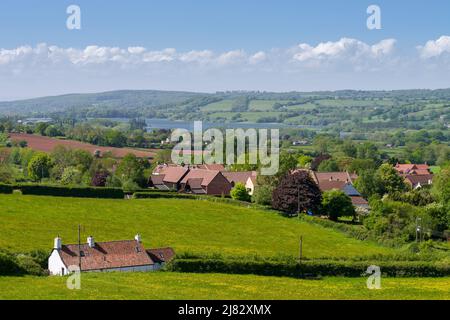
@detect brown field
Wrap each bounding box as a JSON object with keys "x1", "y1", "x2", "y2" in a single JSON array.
[{"x1": 9, "y1": 133, "x2": 157, "y2": 159}]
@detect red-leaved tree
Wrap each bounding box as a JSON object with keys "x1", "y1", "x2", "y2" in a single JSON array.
[{"x1": 272, "y1": 170, "x2": 322, "y2": 215}]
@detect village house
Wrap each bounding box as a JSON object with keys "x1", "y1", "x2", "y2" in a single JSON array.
[
  {"x1": 222, "y1": 171, "x2": 258, "y2": 195},
  {"x1": 149, "y1": 164, "x2": 256, "y2": 196},
  {"x1": 394, "y1": 163, "x2": 431, "y2": 175},
  {"x1": 404, "y1": 174, "x2": 434, "y2": 189},
  {"x1": 311, "y1": 171, "x2": 369, "y2": 210},
  {"x1": 48, "y1": 234, "x2": 175, "y2": 276},
  {"x1": 150, "y1": 165, "x2": 190, "y2": 191},
  {"x1": 179, "y1": 169, "x2": 232, "y2": 195},
  {"x1": 394, "y1": 163, "x2": 434, "y2": 189}
]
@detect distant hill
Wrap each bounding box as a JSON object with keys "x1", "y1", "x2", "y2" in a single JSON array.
[{"x1": 0, "y1": 90, "x2": 205, "y2": 116}]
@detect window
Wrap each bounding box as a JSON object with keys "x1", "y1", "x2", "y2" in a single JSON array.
[{"x1": 80, "y1": 251, "x2": 85, "y2": 257}]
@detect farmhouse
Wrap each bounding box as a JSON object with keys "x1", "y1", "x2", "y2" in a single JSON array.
[{"x1": 48, "y1": 234, "x2": 175, "y2": 276}]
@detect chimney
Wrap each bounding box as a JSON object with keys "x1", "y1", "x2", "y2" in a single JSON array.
[
  {"x1": 54, "y1": 236, "x2": 62, "y2": 250},
  {"x1": 135, "y1": 234, "x2": 141, "y2": 243},
  {"x1": 87, "y1": 236, "x2": 95, "y2": 248}
]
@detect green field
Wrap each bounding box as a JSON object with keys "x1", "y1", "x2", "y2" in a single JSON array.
[
  {"x1": 0, "y1": 194, "x2": 395, "y2": 259},
  {"x1": 0, "y1": 273, "x2": 448, "y2": 300}
]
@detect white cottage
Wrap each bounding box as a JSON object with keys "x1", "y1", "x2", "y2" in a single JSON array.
[{"x1": 48, "y1": 234, "x2": 175, "y2": 276}]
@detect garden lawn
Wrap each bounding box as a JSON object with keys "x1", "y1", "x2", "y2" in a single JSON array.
[{"x1": 0, "y1": 194, "x2": 396, "y2": 259}]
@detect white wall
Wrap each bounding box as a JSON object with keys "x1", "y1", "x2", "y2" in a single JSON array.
[{"x1": 48, "y1": 250, "x2": 68, "y2": 276}]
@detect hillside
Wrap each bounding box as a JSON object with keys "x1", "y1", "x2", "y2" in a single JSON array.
[
  {"x1": 0, "y1": 194, "x2": 395, "y2": 259},
  {"x1": 1, "y1": 89, "x2": 449, "y2": 134},
  {"x1": 0, "y1": 90, "x2": 204, "y2": 116}
]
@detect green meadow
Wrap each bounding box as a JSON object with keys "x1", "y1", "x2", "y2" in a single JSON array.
[
  {"x1": 0, "y1": 194, "x2": 395, "y2": 259},
  {"x1": 0, "y1": 273, "x2": 448, "y2": 300}
]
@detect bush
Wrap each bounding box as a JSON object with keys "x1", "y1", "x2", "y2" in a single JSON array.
[
  {"x1": 230, "y1": 183, "x2": 251, "y2": 202},
  {"x1": 17, "y1": 184, "x2": 124, "y2": 199},
  {"x1": 16, "y1": 254, "x2": 46, "y2": 276},
  {"x1": 0, "y1": 251, "x2": 22, "y2": 275},
  {"x1": 322, "y1": 189, "x2": 355, "y2": 221},
  {"x1": 0, "y1": 249, "x2": 46, "y2": 276},
  {"x1": 0, "y1": 183, "x2": 13, "y2": 194}
]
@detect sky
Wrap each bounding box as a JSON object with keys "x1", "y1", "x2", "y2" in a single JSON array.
[{"x1": 0, "y1": 0, "x2": 450, "y2": 100}]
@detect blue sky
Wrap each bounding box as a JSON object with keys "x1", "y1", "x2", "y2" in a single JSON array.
[{"x1": 0, "y1": 1, "x2": 450, "y2": 99}]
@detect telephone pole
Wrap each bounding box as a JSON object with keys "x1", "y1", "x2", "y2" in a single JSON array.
[
  {"x1": 299, "y1": 235, "x2": 303, "y2": 263},
  {"x1": 78, "y1": 224, "x2": 82, "y2": 271}
]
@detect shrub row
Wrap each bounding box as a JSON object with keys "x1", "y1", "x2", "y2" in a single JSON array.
[
  {"x1": 167, "y1": 258, "x2": 450, "y2": 278},
  {"x1": 0, "y1": 183, "x2": 13, "y2": 194},
  {"x1": 16, "y1": 184, "x2": 124, "y2": 199}
]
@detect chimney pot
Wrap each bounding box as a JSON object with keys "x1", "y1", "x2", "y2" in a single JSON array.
[
  {"x1": 54, "y1": 236, "x2": 62, "y2": 250},
  {"x1": 87, "y1": 236, "x2": 95, "y2": 248},
  {"x1": 135, "y1": 234, "x2": 141, "y2": 243}
]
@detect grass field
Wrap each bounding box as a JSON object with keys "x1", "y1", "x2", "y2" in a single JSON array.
[
  {"x1": 0, "y1": 194, "x2": 395, "y2": 259},
  {"x1": 0, "y1": 273, "x2": 448, "y2": 300}
]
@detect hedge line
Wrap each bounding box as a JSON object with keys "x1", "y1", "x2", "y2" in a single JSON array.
[
  {"x1": 132, "y1": 191, "x2": 271, "y2": 210},
  {"x1": 167, "y1": 258, "x2": 450, "y2": 278},
  {"x1": 0, "y1": 184, "x2": 13, "y2": 194},
  {"x1": 133, "y1": 192, "x2": 196, "y2": 199},
  {"x1": 16, "y1": 184, "x2": 124, "y2": 199}
]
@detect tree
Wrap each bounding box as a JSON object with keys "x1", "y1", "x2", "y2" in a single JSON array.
[
  {"x1": 91, "y1": 171, "x2": 109, "y2": 187},
  {"x1": 354, "y1": 170, "x2": 381, "y2": 198},
  {"x1": 297, "y1": 155, "x2": 313, "y2": 168},
  {"x1": 322, "y1": 189, "x2": 355, "y2": 221},
  {"x1": 432, "y1": 165, "x2": 450, "y2": 207},
  {"x1": 348, "y1": 159, "x2": 377, "y2": 174},
  {"x1": 115, "y1": 153, "x2": 146, "y2": 187},
  {"x1": 230, "y1": 183, "x2": 251, "y2": 202},
  {"x1": 44, "y1": 126, "x2": 61, "y2": 137},
  {"x1": 154, "y1": 149, "x2": 172, "y2": 164},
  {"x1": 376, "y1": 163, "x2": 406, "y2": 194},
  {"x1": 272, "y1": 170, "x2": 322, "y2": 215},
  {"x1": 60, "y1": 167, "x2": 82, "y2": 185},
  {"x1": 252, "y1": 185, "x2": 274, "y2": 206},
  {"x1": 34, "y1": 123, "x2": 49, "y2": 136},
  {"x1": 276, "y1": 151, "x2": 299, "y2": 179},
  {"x1": 317, "y1": 159, "x2": 339, "y2": 172},
  {"x1": 27, "y1": 152, "x2": 52, "y2": 181}
]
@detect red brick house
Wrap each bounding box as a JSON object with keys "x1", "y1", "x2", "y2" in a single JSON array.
[{"x1": 180, "y1": 169, "x2": 232, "y2": 195}]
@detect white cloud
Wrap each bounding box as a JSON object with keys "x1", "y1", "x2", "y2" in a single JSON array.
[
  {"x1": 1, "y1": 38, "x2": 450, "y2": 100},
  {"x1": 292, "y1": 38, "x2": 396, "y2": 62},
  {"x1": 418, "y1": 36, "x2": 450, "y2": 58}
]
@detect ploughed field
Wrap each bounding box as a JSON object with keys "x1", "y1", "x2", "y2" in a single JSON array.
[
  {"x1": 0, "y1": 194, "x2": 395, "y2": 259},
  {"x1": 9, "y1": 133, "x2": 157, "y2": 158},
  {"x1": 0, "y1": 273, "x2": 449, "y2": 300}
]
